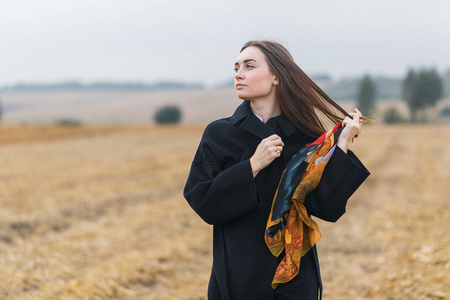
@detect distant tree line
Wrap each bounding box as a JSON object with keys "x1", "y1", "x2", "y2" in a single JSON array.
[
  {"x1": 0, "y1": 80, "x2": 205, "y2": 91},
  {"x1": 327, "y1": 70, "x2": 449, "y2": 102},
  {"x1": 355, "y1": 68, "x2": 445, "y2": 123},
  {"x1": 402, "y1": 68, "x2": 443, "y2": 122},
  {"x1": 2, "y1": 70, "x2": 450, "y2": 100},
  {"x1": 357, "y1": 75, "x2": 377, "y2": 117}
]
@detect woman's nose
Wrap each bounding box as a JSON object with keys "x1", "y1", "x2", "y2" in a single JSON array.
[{"x1": 235, "y1": 69, "x2": 244, "y2": 80}]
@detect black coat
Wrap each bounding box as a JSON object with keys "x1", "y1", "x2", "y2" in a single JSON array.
[{"x1": 183, "y1": 101, "x2": 370, "y2": 300}]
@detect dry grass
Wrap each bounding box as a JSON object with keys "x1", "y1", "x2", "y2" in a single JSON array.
[{"x1": 0, "y1": 123, "x2": 448, "y2": 299}]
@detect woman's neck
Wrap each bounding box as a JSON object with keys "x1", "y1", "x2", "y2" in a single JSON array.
[{"x1": 250, "y1": 99, "x2": 281, "y2": 123}]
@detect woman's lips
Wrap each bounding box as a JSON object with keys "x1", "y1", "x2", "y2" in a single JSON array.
[{"x1": 235, "y1": 83, "x2": 246, "y2": 89}]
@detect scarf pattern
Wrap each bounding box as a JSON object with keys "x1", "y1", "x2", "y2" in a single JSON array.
[{"x1": 265, "y1": 123, "x2": 343, "y2": 288}]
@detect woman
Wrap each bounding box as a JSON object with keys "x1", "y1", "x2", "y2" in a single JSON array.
[{"x1": 183, "y1": 40, "x2": 370, "y2": 300}]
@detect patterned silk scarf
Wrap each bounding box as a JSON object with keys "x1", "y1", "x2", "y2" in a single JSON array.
[{"x1": 265, "y1": 122, "x2": 343, "y2": 288}]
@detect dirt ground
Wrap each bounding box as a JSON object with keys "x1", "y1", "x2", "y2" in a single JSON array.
[{"x1": 0, "y1": 123, "x2": 448, "y2": 299}]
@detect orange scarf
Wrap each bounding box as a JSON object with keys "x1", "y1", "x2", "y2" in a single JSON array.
[{"x1": 265, "y1": 123, "x2": 342, "y2": 288}]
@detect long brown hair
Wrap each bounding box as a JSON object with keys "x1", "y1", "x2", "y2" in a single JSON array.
[{"x1": 241, "y1": 40, "x2": 351, "y2": 138}]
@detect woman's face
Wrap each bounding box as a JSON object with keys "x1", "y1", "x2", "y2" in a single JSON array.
[{"x1": 234, "y1": 46, "x2": 278, "y2": 101}]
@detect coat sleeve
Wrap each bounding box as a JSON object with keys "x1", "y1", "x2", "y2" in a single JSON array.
[
  {"x1": 183, "y1": 125, "x2": 261, "y2": 226},
  {"x1": 303, "y1": 146, "x2": 370, "y2": 222}
]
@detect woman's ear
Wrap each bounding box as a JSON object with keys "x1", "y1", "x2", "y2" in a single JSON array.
[{"x1": 273, "y1": 78, "x2": 278, "y2": 85}]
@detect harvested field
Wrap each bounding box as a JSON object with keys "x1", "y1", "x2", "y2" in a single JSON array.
[{"x1": 0, "y1": 124, "x2": 448, "y2": 299}]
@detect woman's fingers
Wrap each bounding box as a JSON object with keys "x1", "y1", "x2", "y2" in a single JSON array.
[
  {"x1": 265, "y1": 134, "x2": 284, "y2": 147},
  {"x1": 267, "y1": 143, "x2": 283, "y2": 157},
  {"x1": 273, "y1": 145, "x2": 282, "y2": 156},
  {"x1": 262, "y1": 137, "x2": 284, "y2": 157},
  {"x1": 250, "y1": 135, "x2": 285, "y2": 176},
  {"x1": 258, "y1": 136, "x2": 284, "y2": 158},
  {"x1": 342, "y1": 116, "x2": 353, "y2": 126},
  {"x1": 342, "y1": 109, "x2": 362, "y2": 135},
  {"x1": 345, "y1": 109, "x2": 362, "y2": 127},
  {"x1": 348, "y1": 111, "x2": 362, "y2": 120},
  {"x1": 267, "y1": 134, "x2": 281, "y2": 140},
  {"x1": 336, "y1": 108, "x2": 364, "y2": 152},
  {"x1": 271, "y1": 140, "x2": 284, "y2": 149}
]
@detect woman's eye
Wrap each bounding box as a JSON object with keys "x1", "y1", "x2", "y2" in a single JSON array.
[
  {"x1": 234, "y1": 67, "x2": 239, "y2": 72},
  {"x1": 246, "y1": 64, "x2": 254, "y2": 69}
]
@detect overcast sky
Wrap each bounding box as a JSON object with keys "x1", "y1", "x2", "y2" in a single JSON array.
[{"x1": 1, "y1": 0, "x2": 449, "y2": 86}]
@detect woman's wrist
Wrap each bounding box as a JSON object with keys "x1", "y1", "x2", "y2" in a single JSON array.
[
  {"x1": 249, "y1": 157, "x2": 260, "y2": 178},
  {"x1": 336, "y1": 139, "x2": 349, "y2": 153}
]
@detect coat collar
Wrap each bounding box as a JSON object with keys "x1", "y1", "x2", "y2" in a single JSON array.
[{"x1": 231, "y1": 100, "x2": 297, "y2": 139}]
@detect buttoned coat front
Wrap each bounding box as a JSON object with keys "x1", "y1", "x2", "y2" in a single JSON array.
[{"x1": 183, "y1": 101, "x2": 370, "y2": 300}]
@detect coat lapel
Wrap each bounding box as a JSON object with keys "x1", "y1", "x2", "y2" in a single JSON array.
[
  {"x1": 231, "y1": 100, "x2": 297, "y2": 140},
  {"x1": 240, "y1": 112, "x2": 275, "y2": 139},
  {"x1": 277, "y1": 113, "x2": 297, "y2": 136}
]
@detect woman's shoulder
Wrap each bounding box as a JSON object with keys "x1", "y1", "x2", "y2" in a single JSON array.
[
  {"x1": 202, "y1": 117, "x2": 234, "y2": 137},
  {"x1": 206, "y1": 117, "x2": 233, "y2": 129},
  {"x1": 194, "y1": 117, "x2": 242, "y2": 164}
]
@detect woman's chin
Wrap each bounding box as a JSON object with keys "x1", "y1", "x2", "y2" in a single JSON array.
[{"x1": 236, "y1": 91, "x2": 250, "y2": 100}]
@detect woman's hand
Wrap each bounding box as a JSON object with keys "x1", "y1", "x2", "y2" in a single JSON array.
[
  {"x1": 336, "y1": 108, "x2": 363, "y2": 153},
  {"x1": 250, "y1": 134, "x2": 284, "y2": 177}
]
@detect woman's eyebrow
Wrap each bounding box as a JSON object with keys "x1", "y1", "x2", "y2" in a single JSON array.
[{"x1": 234, "y1": 59, "x2": 257, "y2": 66}]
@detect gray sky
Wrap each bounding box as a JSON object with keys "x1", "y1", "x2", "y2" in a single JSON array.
[{"x1": 1, "y1": 0, "x2": 449, "y2": 86}]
